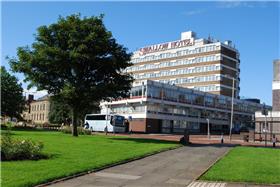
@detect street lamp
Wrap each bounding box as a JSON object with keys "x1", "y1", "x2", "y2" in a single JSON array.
[
  {"x1": 262, "y1": 103, "x2": 268, "y2": 147},
  {"x1": 229, "y1": 77, "x2": 235, "y2": 141},
  {"x1": 206, "y1": 118, "x2": 210, "y2": 139}
]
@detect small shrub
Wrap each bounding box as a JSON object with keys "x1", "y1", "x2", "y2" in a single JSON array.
[
  {"x1": 12, "y1": 125, "x2": 36, "y2": 131},
  {"x1": 61, "y1": 126, "x2": 72, "y2": 134},
  {"x1": 1, "y1": 124, "x2": 8, "y2": 130},
  {"x1": 61, "y1": 126, "x2": 91, "y2": 135},
  {"x1": 79, "y1": 127, "x2": 92, "y2": 135},
  {"x1": 0, "y1": 132, "x2": 46, "y2": 161}
]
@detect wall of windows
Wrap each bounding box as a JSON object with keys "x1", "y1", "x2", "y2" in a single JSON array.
[
  {"x1": 130, "y1": 44, "x2": 221, "y2": 64},
  {"x1": 31, "y1": 104, "x2": 46, "y2": 111},
  {"x1": 144, "y1": 81, "x2": 263, "y2": 113},
  {"x1": 130, "y1": 86, "x2": 146, "y2": 97},
  {"x1": 193, "y1": 85, "x2": 221, "y2": 92},
  {"x1": 111, "y1": 105, "x2": 146, "y2": 114},
  {"x1": 110, "y1": 81, "x2": 263, "y2": 115},
  {"x1": 127, "y1": 55, "x2": 222, "y2": 72},
  {"x1": 132, "y1": 64, "x2": 221, "y2": 79},
  {"x1": 146, "y1": 103, "x2": 229, "y2": 121},
  {"x1": 134, "y1": 74, "x2": 222, "y2": 86}
]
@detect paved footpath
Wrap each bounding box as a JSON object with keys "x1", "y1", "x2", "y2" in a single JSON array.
[
  {"x1": 48, "y1": 145, "x2": 231, "y2": 187},
  {"x1": 187, "y1": 181, "x2": 279, "y2": 187}
]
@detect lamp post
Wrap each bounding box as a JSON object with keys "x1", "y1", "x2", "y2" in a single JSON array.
[
  {"x1": 206, "y1": 118, "x2": 210, "y2": 139},
  {"x1": 262, "y1": 103, "x2": 268, "y2": 147},
  {"x1": 229, "y1": 77, "x2": 235, "y2": 141},
  {"x1": 264, "y1": 118, "x2": 267, "y2": 147}
]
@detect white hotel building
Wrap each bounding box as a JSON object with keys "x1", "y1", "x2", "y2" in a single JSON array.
[
  {"x1": 100, "y1": 31, "x2": 265, "y2": 134},
  {"x1": 126, "y1": 31, "x2": 240, "y2": 98}
]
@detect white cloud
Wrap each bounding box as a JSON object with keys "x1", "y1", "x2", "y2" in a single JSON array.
[
  {"x1": 217, "y1": 1, "x2": 243, "y2": 8},
  {"x1": 182, "y1": 9, "x2": 204, "y2": 16},
  {"x1": 216, "y1": 1, "x2": 268, "y2": 9}
]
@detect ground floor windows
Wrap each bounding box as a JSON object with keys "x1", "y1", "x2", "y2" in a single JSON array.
[{"x1": 161, "y1": 120, "x2": 200, "y2": 133}]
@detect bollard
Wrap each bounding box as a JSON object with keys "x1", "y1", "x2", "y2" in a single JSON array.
[
  {"x1": 180, "y1": 129, "x2": 190, "y2": 145},
  {"x1": 272, "y1": 135, "x2": 276, "y2": 148}
]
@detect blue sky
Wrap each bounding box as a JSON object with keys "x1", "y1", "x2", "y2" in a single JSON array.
[{"x1": 1, "y1": 1, "x2": 279, "y2": 104}]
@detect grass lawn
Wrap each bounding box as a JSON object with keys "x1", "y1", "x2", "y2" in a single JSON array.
[
  {"x1": 200, "y1": 146, "x2": 280, "y2": 184},
  {"x1": 1, "y1": 130, "x2": 180, "y2": 187}
]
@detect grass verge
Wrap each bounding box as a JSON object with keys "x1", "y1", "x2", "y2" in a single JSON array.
[
  {"x1": 200, "y1": 146, "x2": 280, "y2": 184},
  {"x1": 1, "y1": 130, "x2": 180, "y2": 187}
]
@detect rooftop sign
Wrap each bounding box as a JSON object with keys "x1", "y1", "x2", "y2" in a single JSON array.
[{"x1": 139, "y1": 38, "x2": 194, "y2": 55}]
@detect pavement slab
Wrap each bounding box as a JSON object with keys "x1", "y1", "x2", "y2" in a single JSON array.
[{"x1": 48, "y1": 145, "x2": 231, "y2": 187}]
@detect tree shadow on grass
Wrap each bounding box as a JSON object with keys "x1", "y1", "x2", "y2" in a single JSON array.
[
  {"x1": 1, "y1": 131, "x2": 16, "y2": 136},
  {"x1": 1, "y1": 152, "x2": 62, "y2": 162},
  {"x1": 108, "y1": 137, "x2": 179, "y2": 145}
]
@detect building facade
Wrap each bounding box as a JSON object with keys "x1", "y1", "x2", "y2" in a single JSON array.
[
  {"x1": 23, "y1": 95, "x2": 50, "y2": 124},
  {"x1": 255, "y1": 111, "x2": 280, "y2": 140},
  {"x1": 273, "y1": 59, "x2": 280, "y2": 111},
  {"x1": 255, "y1": 59, "x2": 280, "y2": 140},
  {"x1": 101, "y1": 80, "x2": 263, "y2": 134},
  {"x1": 125, "y1": 31, "x2": 240, "y2": 98}
]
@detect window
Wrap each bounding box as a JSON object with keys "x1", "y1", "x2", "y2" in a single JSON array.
[{"x1": 86, "y1": 115, "x2": 106, "y2": 120}]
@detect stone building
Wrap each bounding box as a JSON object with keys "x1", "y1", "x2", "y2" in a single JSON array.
[{"x1": 23, "y1": 95, "x2": 50, "y2": 125}]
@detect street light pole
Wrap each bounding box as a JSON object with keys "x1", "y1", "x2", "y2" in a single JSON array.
[
  {"x1": 265, "y1": 114, "x2": 267, "y2": 147},
  {"x1": 229, "y1": 78, "x2": 235, "y2": 141},
  {"x1": 262, "y1": 103, "x2": 268, "y2": 147},
  {"x1": 206, "y1": 118, "x2": 210, "y2": 139}
]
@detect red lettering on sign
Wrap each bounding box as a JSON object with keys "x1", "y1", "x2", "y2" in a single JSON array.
[{"x1": 139, "y1": 39, "x2": 194, "y2": 55}]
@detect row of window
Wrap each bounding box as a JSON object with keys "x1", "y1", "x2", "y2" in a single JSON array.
[
  {"x1": 129, "y1": 84, "x2": 261, "y2": 113},
  {"x1": 31, "y1": 113, "x2": 45, "y2": 121},
  {"x1": 193, "y1": 85, "x2": 221, "y2": 92},
  {"x1": 133, "y1": 64, "x2": 221, "y2": 79},
  {"x1": 162, "y1": 120, "x2": 200, "y2": 133},
  {"x1": 135, "y1": 74, "x2": 221, "y2": 85},
  {"x1": 127, "y1": 55, "x2": 222, "y2": 72},
  {"x1": 131, "y1": 44, "x2": 220, "y2": 64},
  {"x1": 147, "y1": 104, "x2": 229, "y2": 120},
  {"x1": 112, "y1": 105, "x2": 145, "y2": 114},
  {"x1": 31, "y1": 104, "x2": 46, "y2": 111},
  {"x1": 156, "y1": 80, "x2": 221, "y2": 92}
]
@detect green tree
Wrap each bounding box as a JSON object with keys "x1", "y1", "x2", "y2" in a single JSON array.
[
  {"x1": 9, "y1": 14, "x2": 133, "y2": 136},
  {"x1": 49, "y1": 95, "x2": 99, "y2": 125},
  {"x1": 48, "y1": 96, "x2": 72, "y2": 125},
  {"x1": 1, "y1": 66, "x2": 25, "y2": 119}
]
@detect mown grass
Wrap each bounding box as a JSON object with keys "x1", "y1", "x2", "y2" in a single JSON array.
[
  {"x1": 200, "y1": 146, "x2": 280, "y2": 184},
  {"x1": 1, "y1": 130, "x2": 180, "y2": 187}
]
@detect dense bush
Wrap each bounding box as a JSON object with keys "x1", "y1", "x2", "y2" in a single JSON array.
[
  {"x1": 1, "y1": 124, "x2": 8, "y2": 130},
  {"x1": 12, "y1": 125, "x2": 36, "y2": 130},
  {"x1": 1, "y1": 132, "x2": 46, "y2": 161},
  {"x1": 61, "y1": 126, "x2": 91, "y2": 135}
]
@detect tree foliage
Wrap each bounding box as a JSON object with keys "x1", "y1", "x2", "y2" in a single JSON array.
[
  {"x1": 9, "y1": 14, "x2": 133, "y2": 136},
  {"x1": 1, "y1": 66, "x2": 25, "y2": 119},
  {"x1": 48, "y1": 95, "x2": 99, "y2": 125},
  {"x1": 48, "y1": 96, "x2": 72, "y2": 125}
]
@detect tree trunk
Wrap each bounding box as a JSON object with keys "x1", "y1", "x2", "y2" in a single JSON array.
[{"x1": 72, "y1": 109, "x2": 78, "y2": 137}]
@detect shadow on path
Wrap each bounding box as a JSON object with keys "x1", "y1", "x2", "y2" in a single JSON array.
[
  {"x1": 108, "y1": 137, "x2": 179, "y2": 145},
  {"x1": 187, "y1": 143, "x2": 238, "y2": 148}
]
